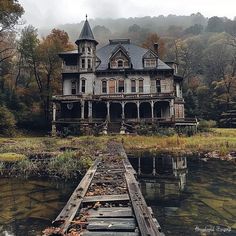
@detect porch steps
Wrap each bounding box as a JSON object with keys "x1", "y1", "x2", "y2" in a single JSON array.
[{"x1": 108, "y1": 122, "x2": 121, "y2": 134}]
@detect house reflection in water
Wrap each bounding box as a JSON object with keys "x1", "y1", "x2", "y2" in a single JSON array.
[{"x1": 128, "y1": 155, "x2": 188, "y2": 201}]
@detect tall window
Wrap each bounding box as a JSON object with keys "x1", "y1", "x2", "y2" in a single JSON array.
[
  {"x1": 81, "y1": 79, "x2": 86, "y2": 93},
  {"x1": 88, "y1": 59, "x2": 92, "y2": 69},
  {"x1": 117, "y1": 60, "x2": 124, "y2": 68},
  {"x1": 81, "y1": 59, "x2": 85, "y2": 69},
  {"x1": 156, "y1": 80, "x2": 161, "y2": 93},
  {"x1": 71, "y1": 80, "x2": 76, "y2": 95},
  {"x1": 139, "y1": 79, "x2": 143, "y2": 93},
  {"x1": 102, "y1": 80, "x2": 107, "y2": 93},
  {"x1": 118, "y1": 80, "x2": 125, "y2": 93},
  {"x1": 131, "y1": 80, "x2": 136, "y2": 93}
]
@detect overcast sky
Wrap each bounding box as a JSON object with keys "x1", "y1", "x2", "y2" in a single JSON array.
[{"x1": 18, "y1": 0, "x2": 236, "y2": 28}]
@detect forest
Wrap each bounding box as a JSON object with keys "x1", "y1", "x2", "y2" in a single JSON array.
[{"x1": 1, "y1": 0, "x2": 236, "y2": 135}]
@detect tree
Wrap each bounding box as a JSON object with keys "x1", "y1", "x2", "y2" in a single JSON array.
[
  {"x1": 184, "y1": 24, "x2": 204, "y2": 35},
  {"x1": 0, "y1": 0, "x2": 24, "y2": 63},
  {"x1": 18, "y1": 26, "x2": 74, "y2": 121},
  {"x1": 0, "y1": 105, "x2": 16, "y2": 136},
  {"x1": 142, "y1": 33, "x2": 166, "y2": 58},
  {"x1": 206, "y1": 16, "x2": 225, "y2": 33}
]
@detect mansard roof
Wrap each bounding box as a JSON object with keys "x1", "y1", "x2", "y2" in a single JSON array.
[
  {"x1": 96, "y1": 39, "x2": 171, "y2": 71},
  {"x1": 75, "y1": 18, "x2": 98, "y2": 45}
]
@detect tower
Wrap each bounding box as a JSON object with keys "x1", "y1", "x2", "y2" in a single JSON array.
[{"x1": 75, "y1": 15, "x2": 98, "y2": 72}]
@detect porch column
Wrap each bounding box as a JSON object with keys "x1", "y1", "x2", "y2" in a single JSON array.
[
  {"x1": 52, "y1": 102, "x2": 57, "y2": 136},
  {"x1": 137, "y1": 101, "x2": 140, "y2": 121},
  {"x1": 88, "y1": 101, "x2": 92, "y2": 122},
  {"x1": 52, "y1": 102, "x2": 56, "y2": 122},
  {"x1": 152, "y1": 156, "x2": 156, "y2": 176},
  {"x1": 122, "y1": 102, "x2": 125, "y2": 120},
  {"x1": 138, "y1": 157, "x2": 141, "y2": 176},
  {"x1": 106, "y1": 102, "x2": 110, "y2": 121},
  {"x1": 170, "y1": 99, "x2": 174, "y2": 118},
  {"x1": 151, "y1": 100, "x2": 154, "y2": 121},
  {"x1": 81, "y1": 100, "x2": 85, "y2": 119}
]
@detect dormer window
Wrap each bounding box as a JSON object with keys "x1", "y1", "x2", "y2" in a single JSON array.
[
  {"x1": 144, "y1": 59, "x2": 156, "y2": 68},
  {"x1": 81, "y1": 59, "x2": 85, "y2": 69},
  {"x1": 82, "y1": 47, "x2": 85, "y2": 54},
  {"x1": 117, "y1": 60, "x2": 124, "y2": 68}
]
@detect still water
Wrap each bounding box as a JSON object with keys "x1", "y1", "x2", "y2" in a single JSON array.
[
  {"x1": 0, "y1": 179, "x2": 77, "y2": 235},
  {"x1": 138, "y1": 157, "x2": 236, "y2": 236},
  {"x1": 0, "y1": 158, "x2": 235, "y2": 236}
]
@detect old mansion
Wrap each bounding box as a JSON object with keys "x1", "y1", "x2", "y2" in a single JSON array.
[{"x1": 52, "y1": 18, "x2": 197, "y2": 134}]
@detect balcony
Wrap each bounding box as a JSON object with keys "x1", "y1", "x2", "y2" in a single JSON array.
[{"x1": 62, "y1": 65, "x2": 79, "y2": 73}]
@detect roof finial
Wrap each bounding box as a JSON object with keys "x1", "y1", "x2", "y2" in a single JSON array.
[{"x1": 86, "y1": 14, "x2": 88, "y2": 21}]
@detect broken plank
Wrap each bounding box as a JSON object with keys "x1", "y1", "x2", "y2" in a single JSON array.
[
  {"x1": 86, "y1": 207, "x2": 133, "y2": 218},
  {"x1": 83, "y1": 194, "x2": 129, "y2": 203},
  {"x1": 87, "y1": 218, "x2": 137, "y2": 231}
]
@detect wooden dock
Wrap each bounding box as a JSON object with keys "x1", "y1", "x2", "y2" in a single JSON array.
[{"x1": 43, "y1": 142, "x2": 164, "y2": 236}]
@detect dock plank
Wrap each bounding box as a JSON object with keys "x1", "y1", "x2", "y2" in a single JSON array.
[
  {"x1": 86, "y1": 207, "x2": 133, "y2": 218},
  {"x1": 81, "y1": 232, "x2": 139, "y2": 236},
  {"x1": 87, "y1": 218, "x2": 137, "y2": 231},
  {"x1": 83, "y1": 194, "x2": 129, "y2": 203}
]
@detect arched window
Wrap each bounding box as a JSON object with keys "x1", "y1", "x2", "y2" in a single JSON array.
[
  {"x1": 102, "y1": 80, "x2": 107, "y2": 93},
  {"x1": 117, "y1": 60, "x2": 124, "y2": 68}
]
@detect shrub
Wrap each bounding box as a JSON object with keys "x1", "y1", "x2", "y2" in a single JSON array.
[
  {"x1": 198, "y1": 119, "x2": 217, "y2": 132},
  {"x1": 0, "y1": 106, "x2": 16, "y2": 136}
]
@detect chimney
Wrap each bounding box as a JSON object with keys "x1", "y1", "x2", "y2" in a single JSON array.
[{"x1": 153, "y1": 43, "x2": 158, "y2": 55}]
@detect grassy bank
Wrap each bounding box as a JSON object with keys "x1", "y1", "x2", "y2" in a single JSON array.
[{"x1": 0, "y1": 128, "x2": 235, "y2": 163}]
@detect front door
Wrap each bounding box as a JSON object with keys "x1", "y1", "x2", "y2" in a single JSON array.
[{"x1": 109, "y1": 80, "x2": 116, "y2": 94}]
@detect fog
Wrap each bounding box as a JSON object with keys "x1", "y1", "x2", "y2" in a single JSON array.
[{"x1": 18, "y1": 0, "x2": 236, "y2": 28}]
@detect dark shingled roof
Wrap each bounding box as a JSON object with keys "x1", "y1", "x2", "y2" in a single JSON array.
[
  {"x1": 96, "y1": 40, "x2": 171, "y2": 71},
  {"x1": 76, "y1": 19, "x2": 98, "y2": 45}
]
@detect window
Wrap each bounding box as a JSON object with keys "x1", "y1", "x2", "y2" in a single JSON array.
[
  {"x1": 139, "y1": 79, "x2": 143, "y2": 93},
  {"x1": 88, "y1": 47, "x2": 91, "y2": 54},
  {"x1": 88, "y1": 59, "x2": 92, "y2": 69},
  {"x1": 131, "y1": 80, "x2": 136, "y2": 93},
  {"x1": 82, "y1": 47, "x2": 85, "y2": 53},
  {"x1": 156, "y1": 80, "x2": 161, "y2": 93},
  {"x1": 71, "y1": 80, "x2": 76, "y2": 95},
  {"x1": 81, "y1": 80, "x2": 86, "y2": 93},
  {"x1": 81, "y1": 59, "x2": 85, "y2": 69},
  {"x1": 102, "y1": 80, "x2": 107, "y2": 93},
  {"x1": 117, "y1": 60, "x2": 124, "y2": 68},
  {"x1": 118, "y1": 80, "x2": 125, "y2": 93},
  {"x1": 144, "y1": 59, "x2": 156, "y2": 68}
]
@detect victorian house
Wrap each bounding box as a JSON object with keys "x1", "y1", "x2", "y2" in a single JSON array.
[{"x1": 52, "y1": 18, "x2": 197, "y2": 134}]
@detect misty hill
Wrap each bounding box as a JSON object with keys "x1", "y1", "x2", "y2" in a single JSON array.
[{"x1": 39, "y1": 13, "x2": 236, "y2": 48}]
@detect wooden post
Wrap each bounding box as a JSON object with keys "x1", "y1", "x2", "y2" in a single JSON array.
[
  {"x1": 52, "y1": 102, "x2": 57, "y2": 136},
  {"x1": 81, "y1": 100, "x2": 85, "y2": 119},
  {"x1": 107, "y1": 102, "x2": 110, "y2": 121}
]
